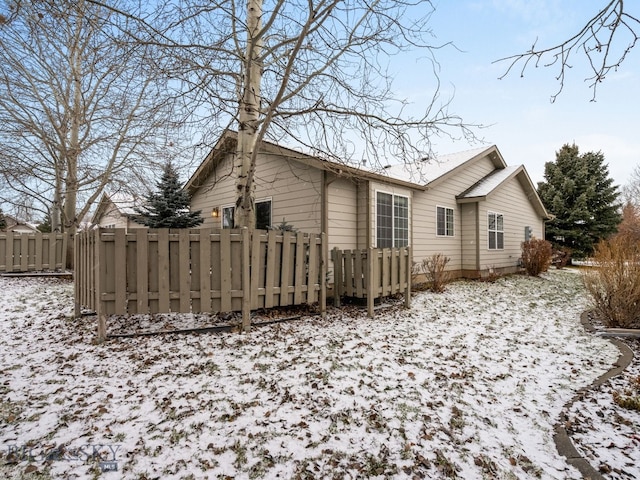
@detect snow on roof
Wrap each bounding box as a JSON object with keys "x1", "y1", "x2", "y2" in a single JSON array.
[
  {"x1": 107, "y1": 191, "x2": 141, "y2": 216},
  {"x1": 376, "y1": 146, "x2": 491, "y2": 185},
  {"x1": 458, "y1": 165, "x2": 521, "y2": 199}
]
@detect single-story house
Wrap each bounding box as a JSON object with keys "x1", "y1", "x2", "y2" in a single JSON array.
[
  {"x1": 91, "y1": 192, "x2": 146, "y2": 230},
  {"x1": 185, "y1": 130, "x2": 550, "y2": 278},
  {"x1": 1, "y1": 214, "x2": 38, "y2": 233}
]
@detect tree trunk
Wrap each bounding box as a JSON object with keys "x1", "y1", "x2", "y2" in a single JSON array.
[{"x1": 235, "y1": 0, "x2": 263, "y2": 229}]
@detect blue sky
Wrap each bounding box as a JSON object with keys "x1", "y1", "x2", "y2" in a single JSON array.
[{"x1": 395, "y1": 0, "x2": 639, "y2": 189}]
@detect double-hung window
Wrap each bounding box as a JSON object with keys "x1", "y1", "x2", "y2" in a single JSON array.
[
  {"x1": 436, "y1": 206, "x2": 454, "y2": 237},
  {"x1": 488, "y1": 212, "x2": 504, "y2": 249},
  {"x1": 221, "y1": 199, "x2": 272, "y2": 229},
  {"x1": 376, "y1": 192, "x2": 409, "y2": 248}
]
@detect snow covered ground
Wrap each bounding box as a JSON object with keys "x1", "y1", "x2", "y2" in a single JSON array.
[{"x1": 0, "y1": 270, "x2": 636, "y2": 479}]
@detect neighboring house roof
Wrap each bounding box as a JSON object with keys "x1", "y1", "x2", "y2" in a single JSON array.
[
  {"x1": 2, "y1": 214, "x2": 38, "y2": 232},
  {"x1": 91, "y1": 192, "x2": 141, "y2": 225}
]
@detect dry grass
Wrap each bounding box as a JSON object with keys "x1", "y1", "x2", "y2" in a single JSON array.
[
  {"x1": 583, "y1": 236, "x2": 640, "y2": 328},
  {"x1": 521, "y1": 238, "x2": 553, "y2": 277}
]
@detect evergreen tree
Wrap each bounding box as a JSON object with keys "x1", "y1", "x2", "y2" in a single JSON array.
[
  {"x1": 37, "y1": 214, "x2": 52, "y2": 233},
  {"x1": 538, "y1": 144, "x2": 621, "y2": 258},
  {"x1": 135, "y1": 163, "x2": 204, "y2": 229},
  {"x1": 0, "y1": 208, "x2": 6, "y2": 231}
]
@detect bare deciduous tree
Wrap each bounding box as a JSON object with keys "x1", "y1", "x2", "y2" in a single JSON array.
[
  {"x1": 496, "y1": 1, "x2": 640, "y2": 101},
  {"x1": 0, "y1": 0, "x2": 184, "y2": 233},
  {"x1": 89, "y1": 0, "x2": 480, "y2": 228},
  {"x1": 621, "y1": 165, "x2": 640, "y2": 207}
]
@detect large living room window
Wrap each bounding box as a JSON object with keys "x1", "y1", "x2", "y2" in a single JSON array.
[
  {"x1": 376, "y1": 192, "x2": 409, "y2": 248},
  {"x1": 488, "y1": 212, "x2": 504, "y2": 249},
  {"x1": 436, "y1": 206, "x2": 454, "y2": 236}
]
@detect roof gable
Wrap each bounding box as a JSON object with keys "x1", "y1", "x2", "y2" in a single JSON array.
[
  {"x1": 457, "y1": 165, "x2": 550, "y2": 219},
  {"x1": 91, "y1": 192, "x2": 141, "y2": 224}
]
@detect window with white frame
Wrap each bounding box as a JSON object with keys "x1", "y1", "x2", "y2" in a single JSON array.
[
  {"x1": 436, "y1": 206, "x2": 454, "y2": 236},
  {"x1": 222, "y1": 205, "x2": 235, "y2": 228},
  {"x1": 488, "y1": 212, "x2": 504, "y2": 249},
  {"x1": 376, "y1": 192, "x2": 409, "y2": 248},
  {"x1": 221, "y1": 199, "x2": 272, "y2": 229},
  {"x1": 255, "y1": 199, "x2": 272, "y2": 230}
]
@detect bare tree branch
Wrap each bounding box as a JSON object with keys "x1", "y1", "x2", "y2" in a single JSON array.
[{"x1": 495, "y1": 0, "x2": 640, "y2": 101}]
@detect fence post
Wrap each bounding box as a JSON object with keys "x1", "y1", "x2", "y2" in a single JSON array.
[
  {"x1": 404, "y1": 246, "x2": 412, "y2": 309},
  {"x1": 367, "y1": 247, "x2": 375, "y2": 317},
  {"x1": 332, "y1": 247, "x2": 341, "y2": 307},
  {"x1": 95, "y1": 229, "x2": 107, "y2": 343},
  {"x1": 241, "y1": 227, "x2": 251, "y2": 332},
  {"x1": 74, "y1": 232, "x2": 81, "y2": 318},
  {"x1": 320, "y1": 233, "x2": 327, "y2": 317}
]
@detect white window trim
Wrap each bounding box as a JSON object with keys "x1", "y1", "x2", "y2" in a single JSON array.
[
  {"x1": 374, "y1": 189, "x2": 410, "y2": 248},
  {"x1": 436, "y1": 205, "x2": 455, "y2": 237},
  {"x1": 221, "y1": 204, "x2": 235, "y2": 229},
  {"x1": 487, "y1": 211, "x2": 504, "y2": 250},
  {"x1": 221, "y1": 197, "x2": 272, "y2": 229}
]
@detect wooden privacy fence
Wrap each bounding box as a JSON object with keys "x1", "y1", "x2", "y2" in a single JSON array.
[
  {"x1": 332, "y1": 246, "x2": 412, "y2": 316},
  {"x1": 0, "y1": 231, "x2": 68, "y2": 273},
  {"x1": 75, "y1": 228, "x2": 327, "y2": 340}
]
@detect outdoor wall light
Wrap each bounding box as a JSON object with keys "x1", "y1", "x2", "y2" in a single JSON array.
[{"x1": 211, "y1": 207, "x2": 220, "y2": 218}]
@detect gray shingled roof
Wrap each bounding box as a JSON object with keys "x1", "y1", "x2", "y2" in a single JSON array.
[
  {"x1": 375, "y1": 146, "x2": 491, "y2": 185},
  {"x1": 458, "y1": 165, "x2": 521, "y2": 199}
]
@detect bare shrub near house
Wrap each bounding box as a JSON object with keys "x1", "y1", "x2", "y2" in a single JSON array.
[
  {"x1": 521, "y1": 238, "x2": 553, "y2": 276},
  {"x1": 415, "y1": 254, "x2": 451, "y2": 293},
  {"x1": 583, "y1": 236, "x2": 640, "y2": 328}
]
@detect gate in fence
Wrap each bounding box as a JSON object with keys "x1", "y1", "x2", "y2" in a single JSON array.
[{"x1": 332, "y1": 246, "x2": 412, "y2": 316}]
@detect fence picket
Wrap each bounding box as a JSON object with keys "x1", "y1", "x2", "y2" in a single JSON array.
[
  {"x1": 307, "y1": 234, "x2": 318, "y2": 304},
  {"x1": 220, "y1": 229, "x2": 232, "y2": 312},
  {"x1": 199, "y1": 229, "x2": 211, "y2": 312},
  {"x1": 294, "y1": 233, "x2": 305, "y2": 305},
  {"x1": 264, "y1": 231, "x2": 276, "y2": 308},
  {"x1": 280, "y1": 232, "x2": 292, "y2": 306},
  {"x1": 157, "y1": 229, "x2": 170, "y2": 312},
  {"x1": 179, "y1": 230, "x2": 191, "y2": 313},
  {"x1": 5, "y1": 232, "x2": 14, "y2": 272}
]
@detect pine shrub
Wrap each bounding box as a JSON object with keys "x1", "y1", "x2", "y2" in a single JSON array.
[
  {"x1": 582, "y1": 236, "x2": 640, "y2": 328},
  {"x1": 520, "y1": 238, "x2": 553, "y2": 276}
]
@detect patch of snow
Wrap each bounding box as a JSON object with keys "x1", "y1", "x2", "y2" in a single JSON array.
[{"x1": 0, "y1": 271, "x2": 628, "y2": 479}]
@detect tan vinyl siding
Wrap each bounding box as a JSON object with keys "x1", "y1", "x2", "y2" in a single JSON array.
[
  {"x1": 327, "y1": 177, "x2": 358, "y2": 252},
  {"x1": 478, "y1": 174, "x2": 545, "y2": 270},
  {"x1": 460, "y1": 203, "x2": 478, "y2": 271},
  {"x1": 190, "y1": 152, "x2": 323, "y2": 232},
  {"x1": 412, "y1": 156, "x2": 496, "y2": 270},
  {"x1": 356, "y1": 181, "x2": 368, "y2": 249},
  {"x1": 190, "y1": 153, "x2": 237, "y2": 228}
]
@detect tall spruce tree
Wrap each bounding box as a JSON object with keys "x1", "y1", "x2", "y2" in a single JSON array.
[
  {"x1": 538, "y1": 144, "x2": 621, "y2": 258},
  {"x1": 135, "y1": 163, "x2": 203, "y2": 229},
  {"x1": 0, "y1": 208, "x2": 6, "y2": 231}
]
